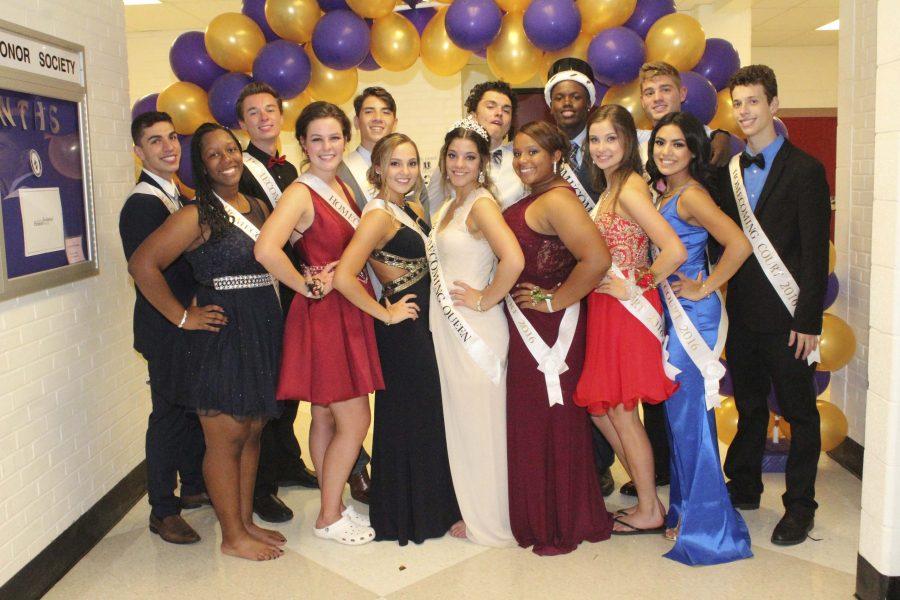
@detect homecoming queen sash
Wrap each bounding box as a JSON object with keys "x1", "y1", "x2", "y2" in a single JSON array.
[
  {"x1": 505, "y1": 296, "x2": 579, "y2": 408},
  {"x1": 298, "y1": 172, "x2": 360, "y2": 229},
  {"x1": 242, "y1": 153, "x2": 283, "y2": 207},
  {"x1": 426, "y1": 201, "x2": 505, "y2": 385},
  {"x1": 728, "y1": 154, "x2": 820, "y2": 364}
]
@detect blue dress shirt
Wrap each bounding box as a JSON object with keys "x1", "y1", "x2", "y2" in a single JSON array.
[{"x1": 743, "y1": 135, "x2": 785, "y2": 212}]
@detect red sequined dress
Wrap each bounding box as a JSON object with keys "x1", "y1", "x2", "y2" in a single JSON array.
[
  {"x1": 277, "y1": 178, "x2": 384, "y2": 405},
  {"x1": 574, "y1": 211, "x2": 677, "y2": 415}
]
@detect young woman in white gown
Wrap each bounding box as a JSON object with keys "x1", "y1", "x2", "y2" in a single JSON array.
[{"x1": 429, "y1": 119, "x2": 523, "y2": 546}]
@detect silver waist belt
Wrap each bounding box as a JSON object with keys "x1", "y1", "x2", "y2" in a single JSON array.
[{"x1": 212, "y1": 273, "x2": 275, "y2": 291}]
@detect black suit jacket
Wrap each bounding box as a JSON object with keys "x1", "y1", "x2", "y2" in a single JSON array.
[
  {"x1": 239, "y1": 143, "x2": 300, "y2": 314},
  {"x1": 715, "y1": 139, "x2": 830, "y2": 335},
  {"x1": 573, "y1": 142, "x2": 600, "y2": 202},
  {"x1": 119, "y1": 172, "x2": 194, "y2": 360}
]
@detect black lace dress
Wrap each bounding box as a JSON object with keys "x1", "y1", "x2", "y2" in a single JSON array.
[
  {"x1": 182, "y1": 198, "x2": 283, "y2": 420},
  {"x1": 369, "y1": 204, "x2": 461, "y2": 545}
]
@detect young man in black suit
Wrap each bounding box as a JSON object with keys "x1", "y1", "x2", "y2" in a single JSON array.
[
  {"x1": 235, "y1": 83, "x2": 319, "y2": 524},
  {"x1": 716, "y1": 65, "x2": 831, "y2": 546},
  {"x1": 119, "y1": 111, "x2": 207, "y2": 545},
  {"x1": 544, "y1": 57, "x2": 617, "y2": 497}
]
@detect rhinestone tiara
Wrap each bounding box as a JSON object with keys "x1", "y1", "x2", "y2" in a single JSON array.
[{"x1": 449, "y1": 116, "x2": 490, "y2": 143}]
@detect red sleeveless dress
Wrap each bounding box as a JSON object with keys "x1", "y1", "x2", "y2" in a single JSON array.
[
  {"x1": 574, "y1": 211, "x2": 677, "y2": 415},
  {"x1": 277, "y1": 178, "x2": 384, "y2": 405}
]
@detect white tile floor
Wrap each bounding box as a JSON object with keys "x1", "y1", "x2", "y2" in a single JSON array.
[{"x1": 45, "y1": 404, "x2": 861, "y2": 599}]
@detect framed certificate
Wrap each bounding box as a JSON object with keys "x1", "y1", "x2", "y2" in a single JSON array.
[{"x1": 0, "y1": 19, "x2": 97, "y2": 301}]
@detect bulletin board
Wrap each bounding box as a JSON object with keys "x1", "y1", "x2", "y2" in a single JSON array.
[{"x1": 0, "y1": 19, "x2": 97, "y2": 301}]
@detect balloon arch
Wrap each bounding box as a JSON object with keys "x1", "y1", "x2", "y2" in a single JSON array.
[{"x1": 130, "y1": 0, "x2": 857, "y2": 456}]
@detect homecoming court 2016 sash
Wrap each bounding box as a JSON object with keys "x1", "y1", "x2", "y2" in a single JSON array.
[
  {"x1": 728, "y1": 154, "x2": 820, "y2": 364},
  {"x1": 505, "y1": 296, "x2": 579, "y2": 407},
  {"x1": 427, "y1": 200, "x2": 505, "y2": 385},
  {"x1": 655, "y1": 244, "x2": 727, "y2": 410},
  {"x1": 343, "y1": 148, "x2": 376, "y2": 204},
  {"x1": 215, "y1": 193, "x2": 279, "y2": 298},
  {"x1": 559, "y1": 163, "x2": 595, "y2": 213},
  {"x1": 242, "y1": 153, "x2": 283, "y2": 207},
  {"x1": 298, "y1": 172, "x2": 361, "y2": 229},
  {"x1": 132, "y1": 181, "x2": 180, "y2": 215}
]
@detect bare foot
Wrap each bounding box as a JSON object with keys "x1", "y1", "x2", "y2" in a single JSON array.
[
  {"x1": 221, "y1": 535, "x2": 283, "y2": 561},
  {"x1": 246, "y1": 522, "x2": 287, "y2": 546},
  {"x1": 664, "y1": 527, "x2": 678, "y2": 541},
  {"x1": 449, "y1": 520, "x2": 467, "y2": 539},
  {"x1": 616, "y1": 500, "x2": 665, "y2": 517}
]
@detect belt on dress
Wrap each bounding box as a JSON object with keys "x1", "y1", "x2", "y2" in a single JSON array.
[{"x1": 211, "y1": 273, "x2": 275, "y2": 290}]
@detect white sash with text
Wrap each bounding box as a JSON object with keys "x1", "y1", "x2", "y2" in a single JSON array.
[
  {"x1": 216, "y1": 193, "x2": 279, "y2": 298},
  {"x1": 344, "y1": 149, "x2": 375, "y2": 205},
  {"x1": 242, "y1": 153, "x2": 283, "y2": 207},
  {"x1": 132, "y1": 181, "x2": 180, "y2": 215},
  {"x1": 559, "y1": 163, "x2": 596, "y2": 213},
  {"x1": 298, "y1": 172, "x2": 360, "y2": 229}
]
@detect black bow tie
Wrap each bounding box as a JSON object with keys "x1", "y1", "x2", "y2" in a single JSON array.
[
  {"x1": 492, "y1": 148, "x2": 503, "y2": 165},
  {"x1": 740, "y1": 151, "x2": 765, "y2": 170}
]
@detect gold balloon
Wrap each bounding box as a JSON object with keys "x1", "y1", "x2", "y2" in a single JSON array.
[
  {"x1": 817, "y1": 400, "x2": 848, "y2": 452},
  {"x1": 421, "y1": 7, "x2": 471, "y2": 77},
  {"x1": 540, "y1": 32, "x2": 592, "y2": 84},
  {"x1": 715, "y1": 397, "x2": 739, "y2": 445},
  {"x1": 645, "y1": 13, "x2": 706, "y2": 72},
  {"x1": 157, "y1": 81, "x2": 215, "y2": 135},
  {"x1": 347, "y1": 0, "x2": 395, "y2": 19},
  {"x1": 708, "y1": 89, "x2": 743, "y2": 138},
  {"x1": 487, "y1": 12, "x2": 542, "y2": 85},
  {"x1": 265, "y1": 0, "x2": 321, "y2": 44},
  {"x1": 282, "y1": 91, "x2": 315, "y2": 133},
  {"x1": 828, "y1": 241, "x2": 836, "y2": 274},
  {"x1": 601, "y1": 79, "x2": 653, "y2": 130},
  {"x1": 496, "y1": 0, "x2": 531, "y2": 10},
  {"x1": 767, "y1": 413, "x2": 791, "y2": 441},
  {"x1": 817, "y1": 313, "x2": 856, "y2": 372},
  {"x1": 205, "y1": 12, "x2": 266, "y2": 73},
  {"x1": 579, "y1": 0, "x2": 637, "y2": 35},
  {"x1": 305, "y1": 45, "x2": 358, "y2": 105},
  {"x1": 371, "y1": 13, "x2": 421, "y2": 71}
]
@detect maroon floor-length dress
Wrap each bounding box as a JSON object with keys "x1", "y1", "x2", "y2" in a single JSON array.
[{"x1": 504, "y1": 190, "x2": 613, "y2": 556}]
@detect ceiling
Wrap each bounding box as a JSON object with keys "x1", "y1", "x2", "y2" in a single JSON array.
[{"x1": 124, "y1": 0, "x2": 840, "y2": 47}]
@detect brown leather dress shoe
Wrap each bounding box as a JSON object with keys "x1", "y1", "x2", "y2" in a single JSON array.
[
  {"x1": 348, "y1": 470, "x2": 371, "y2": 505},
  {"x1": 180, "y1": 492, "x2": 211, "y2": 509},
  {"x1": 149, "y1": 514, "x2": 200, "y2": 544}
]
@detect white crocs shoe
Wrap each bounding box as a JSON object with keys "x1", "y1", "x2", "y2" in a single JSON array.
[
  {"x1": 313, "y1": 515, "x2": 374, "y2": 545},
  {"x1": 342, "y1": 505, "x2": 371, "y2": 527}
]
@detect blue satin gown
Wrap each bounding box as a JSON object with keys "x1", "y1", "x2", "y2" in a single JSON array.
[{"x1": 659, "y1": 191, "x2": 753, "y2": 566}]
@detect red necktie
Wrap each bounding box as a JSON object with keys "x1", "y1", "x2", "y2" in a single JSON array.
[{"x1": 267, "y1": 155, "x2": 287, "y2": 168}]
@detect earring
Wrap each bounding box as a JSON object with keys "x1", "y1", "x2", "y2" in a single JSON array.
[
  {"x1": 553, "y1": 161, "x2": 558, "y2": 175},
  {"x1": 477, "y1": 170, "x2": 485, "y2": 184}
]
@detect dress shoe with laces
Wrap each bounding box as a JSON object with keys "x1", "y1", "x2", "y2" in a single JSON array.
[
  {"x1": 771, "y1": 511, "x2": 814, "y2": 546},
  {"x1": 253, "y1": 493, "x2": 294, "y2": 523},
  {"x1": 149, "y1": 514, "x2": 200, "y2": 544},
  {"x1": 278, "y1": 461, "x2": 319, "y2": 489},
  {"x1": 180, "y1": 492, "x2": 211, "y2": 510},
  {"x1": 619, "y1": 473, "x2": 670, "y2": 497},
  {"x1": 348, "y1": 470, "x2": 371, "y2": 505},
  {"x1": 598, "y1": 468, "x2": 615, "y2": 497}
]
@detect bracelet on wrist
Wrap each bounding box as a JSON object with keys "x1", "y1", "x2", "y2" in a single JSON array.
[
  {"x1": 177, "y1": 309, "x2": 188, "y2": 329},
  {"x1": 475, "y1": 294, "x2": 485, "y2": 312},
  {"x1": 545, "y1": 297, "x2": 554, "y2": 313}
]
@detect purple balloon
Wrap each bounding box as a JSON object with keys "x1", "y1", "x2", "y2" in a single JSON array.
[
  {"x1": 358, "y1": 52, "x2": 381, "y2": 71},
  {"x1": 311, "y1": 10, "x2": 370, "y2": 70},
  {"x1": 319, "y1": 0, "x2": 349, "y2": 9},
  {"x1": 774, "y1": 117, "x2": 789, "y2": 139},
  {"x1": 624, "y1": 0, "x2": 676, "y2": 38},
  {"x1": 242, "y1": 0, "x2": 279, "y2": 41},
  {"x1": 692, "y1": 38, "x2": 741, "y2": 91},
  {"x1": 445, "y1": 0, "x2": 502, "y2": 52},
  {"x1": 402, "y1": 6, "x2": 436, "y2": 36},
  {"x1": 177, "y1": 134, "x2": 194, "y2": 189},
  {"x1": 594, "y1": 81, "x2": 609, "y2": 106},
  {"x1": 588, "y1": 27, "x2": 646, "y2": 86},
  {"x1": 719, "y1": 359, "x2": 733, "y2": 396},
  {"x1": 169, "y1": 32, "x2": 228, "y2": 91},
  {"x1": 823, "y1": 272, "x2": 839, "y2": 309},
  {"x1": 679, "y1": 71, "x2": 718, "y2": 124},
  {"x1": 208, "y1": 72, "x2": 253, "y2": 129},
  {"x1": 768, "y1": 371, "x2": 831, "y2": 415},
  {"x1": 131, "y1": 93, "x2": 159, "y2": 120},
  {"x1": 524, "y1": 0, "x2": 581, "y2": 52},
  {"x1": 253, "y1": 40, "x2": 311, "y2": 98}
]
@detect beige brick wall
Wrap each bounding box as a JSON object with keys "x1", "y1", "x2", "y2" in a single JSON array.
[{"x1": 0, "y1": 0, "x2": 145, "y2": 585}]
